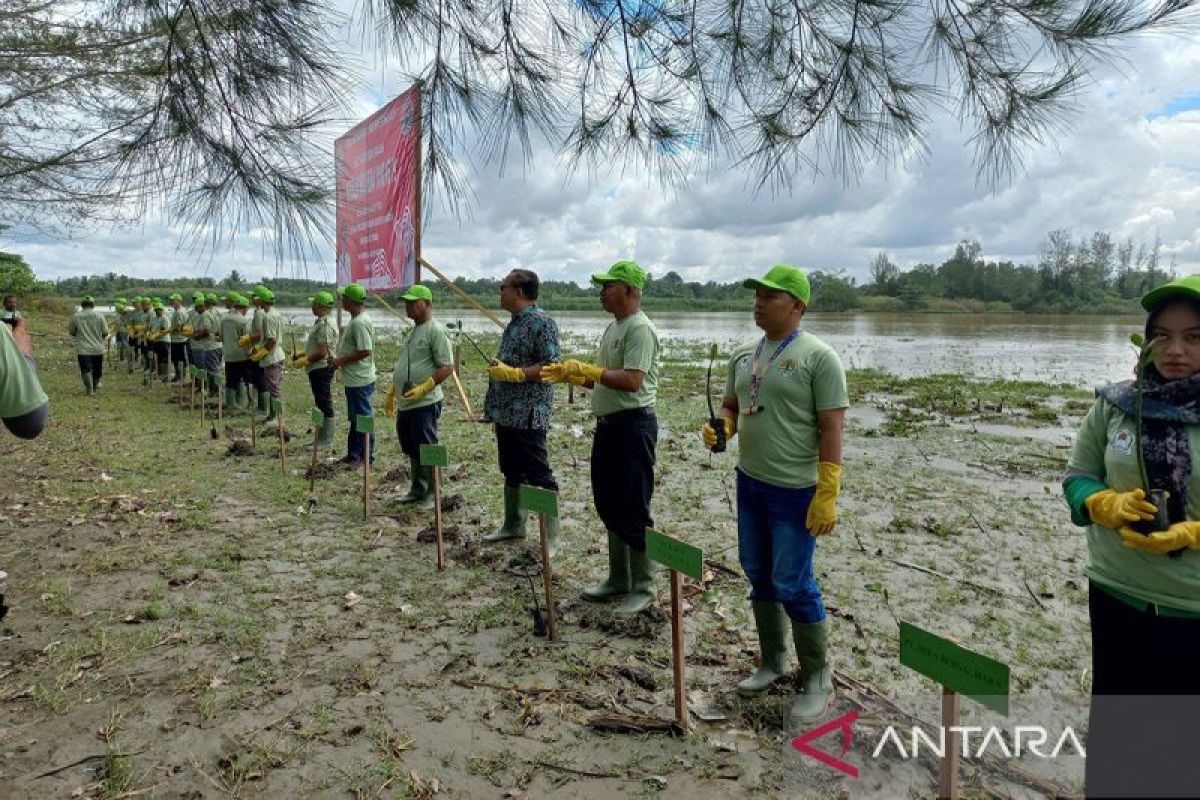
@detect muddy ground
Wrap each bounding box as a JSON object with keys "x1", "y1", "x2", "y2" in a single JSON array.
[{"x1": 1, "y1": 316, "x2": 1095, "y2": 798}]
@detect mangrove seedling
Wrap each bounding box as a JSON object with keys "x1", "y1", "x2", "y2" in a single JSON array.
[
  {"x1": 1128, "y1": 332, "x2": 1172, "y2": 535},
  {"x1": 705, "y1": 343, "x2": 726, "y2": 454}
]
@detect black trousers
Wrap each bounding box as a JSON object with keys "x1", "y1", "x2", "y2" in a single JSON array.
[
  {"x1": 225, "y1": 360, "x2": 250, "y2": 390},
  {"x1": 1086, "y1": 582, "x2": 1200, "y2": 797},
  {"x1": 495, "y1": 425, "x2": 558, "y2": 491},
  {"x1": 247, "y1": 361, "x2": 264, "y2": 391},
  {"x1": 170, "y1": 341, "x2": 187, "y2": 367},
  {"x1": 77, "y1": 354, "x2": 103, "y2": 382},
  {"x1": 395, "y1": 402, "x2": 442, "y2": 460},
  {"x1": 151, "y1": 341, "x2": 168, "y2": 367},
  {"x1": 590, "y1": 408, "x2": 657, "y2": 551},
  {"x1": 307, "y1": 367, "x2": 334, "y2": 417}
]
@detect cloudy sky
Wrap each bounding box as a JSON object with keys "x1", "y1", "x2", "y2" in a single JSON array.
[{"x1": 6, "y1": 11, "x2": 1200, "y2": 287}]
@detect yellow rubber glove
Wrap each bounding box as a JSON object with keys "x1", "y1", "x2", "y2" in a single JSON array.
[
  {"x1": 561, "y1": 359, "x2": 605, "y2": 384},
  {"x1": 384, "y1": 385, "x2": 397, "y2": 419},
  {"x1": 237, "y1": 334, "x2": 253, "y2": 348},
  {"x1": 701, "y1": 417, "x2": 736, "y2": 449},
  {"x1": 805, "y1": 462, "x2": 842, "y2": 536},
  {"x1": 1084, "y1": 488, "x2": 1158, "y2": 530},
  {"x1": 181, "y1": 324, "x2": 194, "y2": 337},
  {"x1": 488, "y1": 361, "x2": 525, "y2": 383},
  {"x1": 1119, "y1": 521, "x2": 1200, "y2": 554},
  {"x1": 249, "y1": 346, "x2": 269, "y2": 362},
  {"x1": 291, "y1": 354, "x2": 310, "y2": 369},
  {"x1": 540, "y1": 363, "x2": 568, "y2": 383},
  {"x1": 402, "y1": 377, "x2": 436, "y2": 402}
]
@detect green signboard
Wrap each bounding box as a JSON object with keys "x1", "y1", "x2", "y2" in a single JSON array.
[
  {"x1": 271, "y1": 398, "x2": 284, "y2": 415},
  {"x1": 190, "y1": 366, "x2": 202, "y2": 378},
  {"x1": 899, "y1": 621, "x2": 1010, "y2": 715},
  {"x1": 355, "y1": 414, "x2": 374, "y2": 434},
  {"x1": 645, "y1": 529, "x2": 704, "y2": 580},
  {"x1": 310, "y1": 408, "x2": 324, "y2": 426},
  {"x1": 519, "y1": 485, "x2": 558, "y2": 517},
  {"x1": 214, "y1": 373, "x2": 224, "y2": 386},
  {"x1": 420, "y1": 444, "x2": 448, "y2": 468}
]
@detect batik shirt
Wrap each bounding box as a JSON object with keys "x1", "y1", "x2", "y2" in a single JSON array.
[{"x1": 483, "y1": 305, "x2": 560, "y2": 430}]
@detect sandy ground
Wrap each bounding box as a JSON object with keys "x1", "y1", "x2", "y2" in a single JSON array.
[{"x1": 0, "y1": 317, "x2": 1094, "y2": 798}]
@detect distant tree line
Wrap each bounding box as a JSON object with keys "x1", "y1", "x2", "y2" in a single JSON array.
[{"x1": 30, "y1": 228, "x2": 1174, "y2": 314}]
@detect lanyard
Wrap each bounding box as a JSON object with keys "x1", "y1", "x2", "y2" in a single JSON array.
[{"x1": 744, "y1": 329, "x2": 799, "y2": 415}]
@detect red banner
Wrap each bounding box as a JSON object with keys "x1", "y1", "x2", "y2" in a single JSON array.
[{"x1": 335, "y1": 85, "x2": 421, "y2": 291}]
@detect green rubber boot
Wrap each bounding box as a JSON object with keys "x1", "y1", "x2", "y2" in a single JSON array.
[
  {"x1": 614, "y1": 546, "x2": 655, "y2": 615},
  {"x1": 256, "y1": 390, "x2": 270, "y2": 418},
  {"x1": 316, "y1": 415, "x2": 336, "y2": 449},
  {"x1": 398, "y1": 459, "x2": 428, "y2": 504},
  {"x1": 158, "y1": 360, "x2": 169, "y2": 381},
  {"x1": 788, "y1": 619, "x2": 834, "y2": 726},
  {"x1": 224, "y1": 387, "x2": 238, "y2": 413},
  {"x1": 262, "y1": 398, "x2": 278, "y2": 425},
  {"x1": 236, "y1": 384, "x2": 249, "y2": 411},
  {"x1": 82, "y1": 371, "x2": 94, "y2": 395},
  {"x1": 582, "y1": 532, "x2": 630, "y2": 601},
  {"x1": 413, "y1": 466, "x2": 436, "y2": 512},
  {"x1": 737, "y1": 602, "x2": 791, "y2": 695},
  {"x1": 483, "y1": 486, "x2": 526, "y2": 543}
]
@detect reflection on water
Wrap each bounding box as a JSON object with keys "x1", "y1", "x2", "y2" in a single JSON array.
[{"x1": 275, "y1": 308, "x2": 1143, "y2": 387}]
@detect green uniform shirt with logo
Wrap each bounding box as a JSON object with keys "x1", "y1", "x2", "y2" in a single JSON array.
[
  {"x1": 337, "y1": 312, "x2": 376, "y2": 389},
  {"x1": 168, "y1": 307, "x2": 189, "y2": 343},
  {"x1": 193, "y1": 309, "x2": 222, "y2": 352},
  {"x1": 306, "y1": 316, "x2": 336, "y2": 372},
  {"x1": 725, "y1": 331, "x2": 848, "y2": 489},
  {"x1": 68, "y1": 308, "x2": 109, "y2": 355},
  {"x1": 258, "y1": 308, "x2": 284, "y2": 366},
  {"x1": 1, "y1": 323, "x2": 48, "y2": 418},
  {"x1": 148, "y1": 311, "x2": 170, "y2": 339},
  {"x1": 220, "y1": 312, "x2": 251, "y2": 362},
  {"x1": 590, "y1": 310, "x2": 660, "y2": 417},
  {"x1": 392, "y1": 319, "x2": 453, "y2": 411},
  {"x1": 1067, "y1": 397, "x2": 1200, "y2": 613},
  {"x1": 131, "y1": 309, "x2": 147, "y2": 337}
]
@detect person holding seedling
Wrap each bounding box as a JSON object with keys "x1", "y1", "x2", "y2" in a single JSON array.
[
  {"x1": 68, "y1": 296, "x2": 110, "y2": 394},
  {"x1": 702, "y1": 264, "x2": 847, "y2": 727},
  {"x1": 219, "y1": 294, "x2": 252, "y2": 412},
  {"x1": 385, "y1": 284, "x2": 454, "y2": 509},
  {"x1": 147, "y1": 299, "x2": 171, "y2": 380},
  {"x1": 166, "y1": 293, "x2": 189, "y2": 382},
  {"x1": 296, "y1": 291, "x2": 338, "y2": 448},
  {"x1": 483, "y1": 269, "x2": 562, "y2": 552},
  {"x1": 239, "y1": 286, "x2": 270, "y2": 416},
  {"x1": 544, "y1": 259, "x2": 661, "y2": 614},
  {"x1": 329, "y1": 283, "x2": 377, "y2": 468},
  {"x1": 250, "y1": 289, "x2": 284, "y2": 424},
  {"x1": 1064, "y1": 275, "x2": 1200, "y2": 795}
]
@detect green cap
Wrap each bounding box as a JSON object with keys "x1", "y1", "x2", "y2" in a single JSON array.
[
  {"x1": 224, "y1": 292, "x2": 236, "y2": 302},
  {"x1": 339, "y1": 283, "x2": 368, "y2": 303},
  {"x1": 258, "y1": 288, "x2": 275, "y2": 303},
  {"x1": 1142, "y1": 276, "x2": 1200, "y2": 311},
  {"x1": 205, "y1": 292, "x2": 219, "y2": 303},
  {"x1": 82, "y1": 295, "x2": 95, "y2": 303},
  {"x1": 251, "y1": 284, "x2": 269, "y2": 300},
  {"x1": 169, "y1": 292, "x2": 183, "y2": 302},
  {"x1": 743, "y1": 263, "x2": 812, "y2": 304},
  {"x1": 116, "y1": 297, "x2": 127, "y2": 305},
  {"x1": 312, "y1": 290, "x2": 336, "y2": 308},
  {"x1": 232, "y1": 293, "x2": 250, "y2": 308},
  {"x1": 152, "y1": 299, "x2": 165, "y2": 309},
  {"x1": 192, "y1": 292, "x2": 206, "y2": 304},
  {"x1": 399, "y1": 284, "x2": 432, "y2": 302},
  {"x1": 591, "y1": 259, "x2": 647, "y2": 290}
]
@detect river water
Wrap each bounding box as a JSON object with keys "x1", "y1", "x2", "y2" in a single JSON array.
[{"x1": 272, "y1": 308, "x2": 1142, "y2": 388}]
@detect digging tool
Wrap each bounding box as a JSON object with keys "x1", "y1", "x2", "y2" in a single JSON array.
[
  {"x1": 518, "y1": 485, "x2": 560, "y2": 641},
  {"x1": 705, "y1": 343, "x2": 726, "y2": 455},
  {"x1": 450, "y1": 321, "x2": 496, "y2": 365}
]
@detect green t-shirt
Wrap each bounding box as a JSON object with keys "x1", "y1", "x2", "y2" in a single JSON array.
[
  {"x1": 1068, "y1": 397, "x2": 1200, "y2": 612},
  {"x1": 0, "y1": 322, "x2": 48, "y2": 419},
  {"x1": 1, "y1": 309, "x2": 22, "y2": 324},
  {"x1": 167, "y1": 306, "x2": 189, "y2": 343},
  {"x1": 725, "y1": 331, "x2": 848, "y2": 488},
  {"x1": 193, "y1": 309, "x2": 222, "y2": 352},
  {"x1": 305, "y1": 316, "x2": 337, "y2": 372},
  {"x1": 590, "y1": 311, "x2": 660, "y2": 417},
  {"x1": 220, "y1": 311, "x2": 251, "y2": 362},
  {"x1": 114, "y1": 310, "x2": 128, "y2": 331},
  {"x1": 130, "y1": 309, "x2": 146, "y2": 336},
  {"x1": 336, "y1": 312, "x2": 376, "y2": 388},
  {"x1": 258, "y1": 308, "x2": 284, "y2": 366},
  {"x1": 68, "y1": 308, "x2": 109, "y2": 355},
  {"x1": 392, "y1": 319, "x2": 453, "y2": 411},
  {"x1": 148, "y1": 311, "x2": 170, "y2": 338}
]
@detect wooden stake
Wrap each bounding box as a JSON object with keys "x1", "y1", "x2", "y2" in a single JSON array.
[
  {"x1": 670, "y1": 569, "x2": 687, "y2": 732},
  {"x1": 420, "y1": 257, "x2": 505, "y2": 328},
  {"x1": 938, "y1": 688, "x2": 961, "y2": 800},
  {"x1": 276, "y1": 401, "x2": 286, "y2": 475},
  {"x1": 217, "y1": 379, "x2": 223, "y2": 429},
  {"x1": 362, "y1": 430, "x2": 371, "y2": 520},
  {"x1": 250, "y1": 391, "x2": 258, "y2": 450},
  {"x1": 433, "y1": 465, "x2": 445, "y2": 571},
  {"x1": 200, "y1": 376, "x2": 206, "y2": 429},
  {"x1": 308, "y1": 411, "x2": 322, "y2": 499},
  {"x1": 538, "y1": 512, "x2": 558, "y2": 641},
  {"x1": 450, "y1": 368, "x2": 473, "y2": 419}
]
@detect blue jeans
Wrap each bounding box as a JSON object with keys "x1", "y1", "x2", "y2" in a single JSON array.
[
  {"x1": 344, "y1": 384, "x2": 376, "y2": 463},
  {"x1": 736, "y1": 468, "x2": 825, "y2": 623}
]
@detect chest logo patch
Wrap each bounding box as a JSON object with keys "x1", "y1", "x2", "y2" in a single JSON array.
[{"x1": 1110, "y1": 430, "x2": 1134, "y2": 455}]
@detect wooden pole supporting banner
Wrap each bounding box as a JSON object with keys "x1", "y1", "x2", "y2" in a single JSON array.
[
  {"x1": 358, "y1": 414, "x2": 374, "y2": 521},
  {"x1": 433, "y1": 465, "x2": 445, "y2": 571},
  {"x1": 450, "y1": 369, "x2": 473, "y2": 419},
  {"x1": 538, "y1": 512, "x2": 558, "y2": 642},
  {"x1": 938, "y1": 688, "x2": 961, "y2": 800},
  {"x1": 419, "y1": 257, "x2": 505, "y2": 329},
  {"x1": 670, "y1": 569, "x2": 687, "y2": 732}
]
